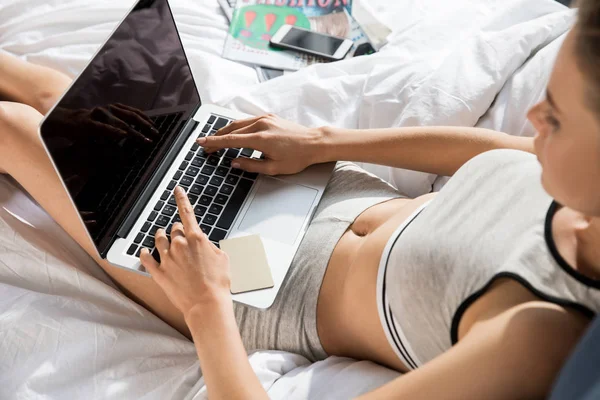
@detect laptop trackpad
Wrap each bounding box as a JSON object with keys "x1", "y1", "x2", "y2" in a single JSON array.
[{"x1": 238, "y1": 177, "x2": 318, "y2": 245}]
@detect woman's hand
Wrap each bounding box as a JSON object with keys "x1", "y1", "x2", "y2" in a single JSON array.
[
  {"x1": 140, "y1": 186, "x2": 232, "y2": 318},
  {"x1": 197, "y1": 114, "x2": 325, "y2": 176}
]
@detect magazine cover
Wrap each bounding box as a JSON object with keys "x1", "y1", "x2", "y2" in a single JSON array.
[{"x1": 222, "y1": 0, "x2": 373, "y2": 71}]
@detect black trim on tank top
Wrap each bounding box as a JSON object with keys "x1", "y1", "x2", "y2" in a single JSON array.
[
  {"x1": 450, "y1": 272, "x2": 595, "y2": 345},
  {"x1": 545, "y1": 201, "x2": 600, "y2": 289}
]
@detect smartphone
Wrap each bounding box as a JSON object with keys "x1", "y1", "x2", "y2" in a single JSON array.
[{"x1": 270, "y1": 25, "x2": 354, "y2": 61}]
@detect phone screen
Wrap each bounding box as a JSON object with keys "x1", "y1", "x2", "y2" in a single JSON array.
[{"x1": 280, "y1": 28, "x2": 344, "y2": 56}]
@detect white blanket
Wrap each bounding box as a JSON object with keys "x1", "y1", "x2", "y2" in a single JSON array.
[{"x1": 0, "y1": 0, "x2": 573, "y2": 398}]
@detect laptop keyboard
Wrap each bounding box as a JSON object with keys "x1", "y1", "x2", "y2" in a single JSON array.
[{"x1": 126, "y1": 114, "x2": 258, "y2": 262}]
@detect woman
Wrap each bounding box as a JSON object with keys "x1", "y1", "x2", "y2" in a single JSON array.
[
  {"x1": 1, "y1": 2, "x2": 599, "y2": 400},
  {"x1": 140, "y1": 1, "x2": 600, "y2": 398}
]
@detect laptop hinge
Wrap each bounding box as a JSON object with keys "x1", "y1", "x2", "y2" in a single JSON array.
[{"x1": 103, "y1": 105, "x2": 201, "y2": 256}]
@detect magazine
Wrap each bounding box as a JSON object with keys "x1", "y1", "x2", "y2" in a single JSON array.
[
  {"x1": 217, "y1": 0, "x2": 285, "y2": 82},
  {"x1": 222, "y1": 0, "x2": 375, "y2": 71}
]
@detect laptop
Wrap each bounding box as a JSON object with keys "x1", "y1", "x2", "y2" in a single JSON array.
[{"x1": 38, "y1": 0, "x2": 334, "y2": 309}]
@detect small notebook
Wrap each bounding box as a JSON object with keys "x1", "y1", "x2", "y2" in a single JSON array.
[{"x1": 220, "y1": 234, "x2": 274, "y2": 294}]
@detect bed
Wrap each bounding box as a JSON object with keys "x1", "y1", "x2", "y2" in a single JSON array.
[{"x1": 0, "y1": 0, "x2": 573, "y2": 398}]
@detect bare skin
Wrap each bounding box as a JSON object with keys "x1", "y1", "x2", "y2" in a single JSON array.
[{"x1": 2, "y1": 24, "x2": 600, "y2": 398}]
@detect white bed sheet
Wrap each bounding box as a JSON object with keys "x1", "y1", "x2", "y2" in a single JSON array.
[{"x1": 0, "y1": 0, "x2": 573, "y2": 398}]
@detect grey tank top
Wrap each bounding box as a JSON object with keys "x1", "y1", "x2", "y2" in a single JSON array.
[{"x1": 376, "y1": 149, "x2": 600, "y2": 370}]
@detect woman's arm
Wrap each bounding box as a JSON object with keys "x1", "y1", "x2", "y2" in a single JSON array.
[
  {"x1": 185, "y1": 297, "x2": 268, "y2": 400},
  {"x1": 317, "y1": 125, "x2": 534, "y2": 177},
  {"x1": 199, "y1": 114, "x2": 534, "y2": 177},
  {"x1": 358, "y1": 302, "x2": 588, "y2": 400},
  {"x1": 140, "y1": 187, "x2": 268, "y2": 400}
]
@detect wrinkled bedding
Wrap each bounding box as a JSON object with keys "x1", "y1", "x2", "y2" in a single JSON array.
[{"x1": 0, "y1": 0, "x2": 573, "y2": 398}]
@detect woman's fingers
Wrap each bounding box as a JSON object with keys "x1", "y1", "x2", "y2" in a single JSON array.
[
  {"x1": 140, "y1": 248, "x2": 161, "y2": 276},
  {"x1": 231, "y1": 158, "x2": 278, "y2": 175},
  {"x1": 171, "y1": 222, "x2": 185, "y2": 241},
  {"x1": 214, "y1": 115, "x2": 263, "y2": 137},
  {"x1": 155, "y1": 228, "x2": 170, "y2": 254},
  {"x1": 199, "y1": 130, "x2": 262, "y2": 153}
]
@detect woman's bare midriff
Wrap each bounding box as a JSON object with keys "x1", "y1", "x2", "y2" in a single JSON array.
[{"x1": 316, "y1": 192, "x2": 437, "y2": 373}]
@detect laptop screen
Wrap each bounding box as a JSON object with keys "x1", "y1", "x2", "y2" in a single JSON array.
[{"x1": 40, "y1": 0, "x2": 200, "y2": 255}]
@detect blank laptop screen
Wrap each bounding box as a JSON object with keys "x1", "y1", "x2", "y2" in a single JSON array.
[{"x1": 40, "y1": 0, "x2": 200, "y2": 253}]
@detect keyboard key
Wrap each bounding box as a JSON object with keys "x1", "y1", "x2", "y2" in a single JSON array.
[
  {"x1": 220, "y1": 184, "x2": 234, "y2": 195},
  {"x1": 196, "y1": 175, "x2": 209, "y2": 185},
  {"x1": 166, "y1": 224, "x2": 173, "y2": 234},
  {"x1": 209, "y1": 228, "x2": 227, "y2": 243},
  {"x1": 160, "y1": 191, "x2": 169, "y2": 201},
  {"x1": 185, "y1": 151, "x2": 194, "y2": 161},
  {"x1": 188, "y1": 194, "x2": 199, "y2": 204},
  {"x1": 243, "y1": 171, "x2": 258, "y2": 179},
  {"x1": 201, "y1": 165, "x2": 216, "y2": 175},
  {"x1": 203, "y1": 214, "x2": 217, "y2": 225},
  {"x1": 156, "y1": 215, "x2": 170, "y2": 227},
  {"x1": 216, "y1": 178, "x2": 254, "y2": 230},
  {"x1": 149, "y1": 225, "x2": 161, "y2": 235},
  {"x1": 240, "y1": 148, "x2": 254, "y2": 157},
  {"x1": 214, "y1": 117, "x2": 229, "y2": 130},
  {"x1": 230, "y1": 168, "x2": 243, "y2": 176},
  {"x1": 135, "y1": 248, "x2": 142, "y2": 257},
  {"x1": 167, "y1": 180, "x2": 177, "y2": 190},
  {"x1": 168, "y1": 196, "x2": 177, "y2": 206},
  {"x1": 204, "y1": 186, "x2": 218, "y2": 196},
  {"x1": 174, "y1": 170, "x2": 183, "y2": 180},
  {"x1": 194, "y1": 205, "x2": 207, "y2": 216},
  {"x1": 199, "y1": 195, "x2": 212, "y2": 206},
  {"x1": 215, "y1": 166, "x2": 229, "y2": 177},
  {"x1": 179, "y1": 161, "x2": 189, "y2": 170},
  {"x1": 209, "y1": 204, "x2": 223, "y2": 215},
  {"x1": 191, "y1": 142, "x2": 200, "y2": 151},
  {"x1": 225, "y1": 148, "x2": 240, "y2": 158},
  {"x1": 202, "y1": 123, "x2": 211, "y2": 133},
  {"x1": 200, "y1": 224, "x2": 212, "y2": 235},
  {"x1": 142, "y1": 236, "x2": 155, "y2": 248},
  {"x1": 180, "y1": 176, "x2": 194, "y2": 187},
  {"x1": 134, "y1": 233, "x2": 144, "y2": 244},
  {"x1": 207, "y1": 115, "x2": 216, "y2": 124},
  {"x1": 215, "y1": 194, "x2": 228, "y2": 205},
  {"x1": 141, "y1": 221, "x2": 151, "y2": 233},
  {"x1": 221, "y1": 157, "x2": 232, "y2": 168},
  {"x1": 210, "y1": 176, "x2": 224, "y2": 186},
  {"x1": 206, "y1": 156, "x2": 220, "y2": 166},
  {"x1": 127, "y1": 244, "x2": 138, "y2": 255},
  {"x1": 225, "y1": 175, "x2": 239, "y2": 185},
  {"x1": 154, "y1": 201, "x2": 165, "y2": 211},
  {"x1": 186, "y1": 166, "x2": 200, "y2": 176},
  {"x1": 163, "y1": 205, "x2": 177, "y2": 216},
  {"x1": 191, "y1": 157, "x2": 204, "y2": 167},
  {"x1": 147, "y1": 211, "x2": 158, "y2": 222},
  {"x1": 189, "y1": 184, "x2": 203, "y2": 195},
  {"x1": 173, "y1": 214, "x2": 182, "y2": 223}
]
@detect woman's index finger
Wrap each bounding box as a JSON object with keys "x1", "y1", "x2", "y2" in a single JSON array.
[{"x1": 173, "y1": 186, "x2": 200, "y2": 233}]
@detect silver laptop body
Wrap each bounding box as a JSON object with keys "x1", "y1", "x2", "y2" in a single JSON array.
[{"x1": 38, "y1": 0, "x2": 334, "y2": 309}]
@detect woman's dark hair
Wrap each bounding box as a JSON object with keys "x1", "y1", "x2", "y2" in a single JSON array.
[{"x1": 575, "y1": 0, "x2": 600, "y2": 117}]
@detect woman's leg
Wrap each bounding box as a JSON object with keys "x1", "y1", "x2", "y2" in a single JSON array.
[
  {"x1": 0, "y1": 51, "x2": 72, "y2": 115},
  {"x1": 0, "y1": 101, "x2": 190, "y2": 337}
]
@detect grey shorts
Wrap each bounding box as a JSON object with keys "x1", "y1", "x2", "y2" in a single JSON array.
[{"x1": 233, "y1": 162, "x2": 406, "y2": 361}]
